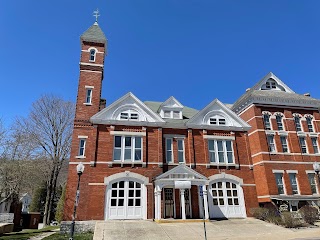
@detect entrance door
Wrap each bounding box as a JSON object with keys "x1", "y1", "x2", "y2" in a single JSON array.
[
  {"x1": 107, "y1": 180, "x2": 143, "y2": 219},
  {"x1": 164, "y1": 188, "x2": 174, "y2": 218},
  {"x1": 208, "y1": 180, "x2": 246, "y2": 218}
]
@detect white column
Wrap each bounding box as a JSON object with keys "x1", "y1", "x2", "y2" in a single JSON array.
[
  {"x1": 198, "y1": 186, "x2": 204, "y2": 218},
  {"x1": 154, "y1": 189, "x2": 158, "y2": 220},
  {"x1": 203, "y1": 185, "x2": 209, "y2": 219},
  {"x1": 180, "y1": 189, "x2": 186, "y2": 220},
  {"x1": 157, "y1": 190, "x2": 162, "y2": 220}
]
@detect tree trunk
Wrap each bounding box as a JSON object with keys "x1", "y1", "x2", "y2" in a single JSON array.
[{"x1": 43, "y1": 167, "x2": 55, "y2": 225}]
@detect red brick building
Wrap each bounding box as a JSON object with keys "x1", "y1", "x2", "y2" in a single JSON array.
[
  {"x1": 64, "y1": 21, "x2": 319, "y2": 221},
  {"x1": 232, "y1": 72, "x2": 320, "y2": 211}
]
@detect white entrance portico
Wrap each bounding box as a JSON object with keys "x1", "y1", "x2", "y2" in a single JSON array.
[{"x1": 154, "y1": 165, "x2": 209, "y2": 220}]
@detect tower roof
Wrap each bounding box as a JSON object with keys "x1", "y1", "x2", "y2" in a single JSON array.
[{"x1": 80, "y1": 22, "x2": 107, "y2": 44}]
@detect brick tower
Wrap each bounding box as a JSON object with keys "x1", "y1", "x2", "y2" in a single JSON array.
[{"x1": 64, "y1": 19, "x2": 107, "y2": 221}]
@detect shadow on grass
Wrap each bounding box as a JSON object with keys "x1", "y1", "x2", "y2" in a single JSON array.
[{"x1": 0, "y1": 226, "x2": 59, "y2": 240}]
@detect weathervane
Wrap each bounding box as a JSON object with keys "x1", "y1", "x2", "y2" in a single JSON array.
[{"x1": 93, "y1": 9, "x2": 100, "y2": 23}]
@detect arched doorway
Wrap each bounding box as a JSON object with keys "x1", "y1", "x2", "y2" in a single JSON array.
[
  {"x1": 208, "y1": 174, "x2": 246, "y2": 219},
  {"x1": 104, "y1": 172, "x2": 148, "y2": 220}
]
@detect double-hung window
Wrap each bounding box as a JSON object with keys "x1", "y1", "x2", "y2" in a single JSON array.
[
  {"x1": 113, "y1": 136, "x2": 142, "y2": 162},
  {"x1": 299, "y1": 137, "x2": 307, "y2": 153},
  {"x1": 308, "y1": 173, "x2": 317, "y2": 194},
  {"x1": 85, "y1": 88, "x2": 92, "y2": 104},
  {"x1": 263, "y1": 114, "x2": 271, "y2": 130},
  {"x1": 274, "y1": 173, "x2": 285, "y2": 194},
  {"x1": 306, "y1": 117, "x2": 314, "y2": 132},
  {"x1": 280, "y1": 136, "x2": 288, "y2": 153},
  {"x1": 311, "y1": 138, "x2": 319, "y2": 154},
  {"x1": 166, "y1": 138, "x2": 173, "y2": 163},
  {"x1": 78, "y1": 138, "x2": 86, "y2": 157},
  {"x1": 208, "y1": 139, "x2": 234, "y2": 164},
  {"x1": 276, "y1": 115, "x2": 284, "y2": 131},
  {"x1": 177, "y1": 139, "x2": 185, "y2": 163},
  {"x1": 267, "y1": 135, "x2": 276, "y2": 153},
  {"x1": 294, "y1": 116, "x2": 302, "y2": 131},
  {"x1": 289, "y1": 173, "x2": 299, "y2": 195}
]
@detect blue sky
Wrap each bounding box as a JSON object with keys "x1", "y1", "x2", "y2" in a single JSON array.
[{"x1": 1, "y1": 1, "x2": 320, "y2": 126}]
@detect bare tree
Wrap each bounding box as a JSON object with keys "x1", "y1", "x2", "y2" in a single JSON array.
[{"x1": 17, "y1": 95, "x2": 74, "y2": 225}]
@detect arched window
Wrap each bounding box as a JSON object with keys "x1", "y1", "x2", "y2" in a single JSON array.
[
  {"x1": 266, "y1": 79, "x2": 276, "y2": 89},
  {"x1": 305, "y1": 115, "x2": 314, "y2": 132},
  {"x1": 90, "y1": 49, "x2": 96, "y2": 62},
  {"x1": 293, "y1": 114, "x2": 302, "y2": 132},
  {"x1": 262, "y1": 111, "x2": 272, "y2": 130},
  {"x1": 274, "y1": 113, "x2": 284, "y2": 131}
]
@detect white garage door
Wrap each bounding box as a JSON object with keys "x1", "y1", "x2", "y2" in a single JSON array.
[
  {"x1": 208, "y1": 180, "x2": 246, "y2": 219},
  {"x1": 107, "y1": 180, "x2": 144, "y2": 219}
]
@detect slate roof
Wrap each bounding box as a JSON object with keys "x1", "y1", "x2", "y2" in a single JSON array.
[
  {"x1": 232, "y1": 89, "x2": 320, "y2": 113},
  {"x1": 81, "y1": 23, "x2": 107, "y2": 44},
  {"x1": 144, "y1": 101, "x2": 198, "y2": 128}
]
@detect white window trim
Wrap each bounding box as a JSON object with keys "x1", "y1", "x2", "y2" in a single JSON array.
[
  {"x1": 203, "y1": 135, "x2": 235, "y2": 140},
  {"x1": 88, "y1": 47, "x2": 97, "y2": 62},
  {"x1": 110, "y1": 131, "x2": 146, "y2": 136},
  {"x1": 273, "y1": 172, "x2": 286, "y2": 195},
  {"x1": 311, "y1": 137, "x2": 319, "y2": 154},
  {"x1": 84, "y1": 86, "x2": 94, "y2": 105},
  {"x1": 177, "y1": 139, "x2": 185, "y2": 163},
  {"x1": 165, "y1": 138, "x2": 174, "y2": 163},
  {"x1": 113, "y1": 136, "x2": 143, "y2": 162},
  {"x1": 299, "y1": 136, "x2": 308, "y2": 154},
  {"x1": 163, "y1": 134, "x2": 186, "y2": 139},
  {"x1": 78, "y1": 135, "x2": 88, "y2": 139},
  {"x1": 76, "y1": 138, "x2": 87, "y2": 159},
  {"x1": 262, "y1": 111, "x2": 272, "y2": 130},
  {"x1": 288, "y1": 172, "x2": 300, "y2": 195},
  {"x1": 207, "y1": 139, "x2": 235, "y2": 165},
  {"x1": 280, "y1": 135, "x2": 289, "y2": 153},
  {"x1": 286, "y1": 170, "x2": 298, "y2": 174},
  {"x1": 274, "y1": 113, "x2": 285, "y2": 131},
  {"x1": 306, "y1": 172, "x2": 319, "y2": 194},
  {"x1": 267, "y1": 135, "x2": 277, "y2": 153},
  {"x1": 161, "y1": 109, "x2": 182, "y2": 119}
]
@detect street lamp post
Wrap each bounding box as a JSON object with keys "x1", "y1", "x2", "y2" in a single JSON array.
[
  {"x1": 313, "y1": 162, "x2": 320, "y2": 189},
  {"x1": 69, "y1": 162, "x2": 85, "y2": 240}
]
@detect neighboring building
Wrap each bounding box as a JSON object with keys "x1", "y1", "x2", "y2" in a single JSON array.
[
  {"x1": 63, "y1": 20, "x2": 259, "y2": 221},
  {"x1": 0, "y1": 195, "x2": 12, "y2": 214},
  {"x1": 232, "y1": 72, "x2": 320, "y2": 211},
  {"x1": 20, "y1": 193, "x2": 32, "y2": 213}
]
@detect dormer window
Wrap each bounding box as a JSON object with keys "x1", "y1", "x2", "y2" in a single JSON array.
[
  {"x1": 162, "y1": 110, "x2": 182, "y2": 119},
  {"x1": 119, "y1": 110, "x2": 139, "y2": 120},
  {"x1": 89, "y1": 49, "x2": 96, "y2": 62},
  {"x1": 209, "y1": 117, "x2": 226, "y2": 125},
  {"x1": 266, "y1": 79, "x2": 276, "y2": 89}
]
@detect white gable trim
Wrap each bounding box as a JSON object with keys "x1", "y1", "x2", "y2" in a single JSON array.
[
  {"x1": 91, "y1": 92, "x2": 165, "y2": 126},
  {"x1": 104, "y1": 171, "x2": 149, "y2": 185},
  {"x1": 186, "y1": 99, "x2": 251, "y2": 131},
  {"x1": 155, "y1": 165, "x2": 207, "y2": 181},
  {"x1": 252, "y1": 72, "x2": 295, "y2": 93},
  {"x1": 209, "y1": 173, "x2": 244, "y2": 185},
  {"x1": 160, "y1": 96, "x2": 184, "y2": 109}
]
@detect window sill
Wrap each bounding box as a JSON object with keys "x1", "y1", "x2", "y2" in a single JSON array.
[
  {"x1": 89, "y1": 60, "x2": 96, "y2": 63},
  {"x1": 109, "y1": 161, "x2": 146, "y2": 168},
  {"x1": 83, "y1": 103, "x2": 92, "y2": 106},
  {"x1": 76, "y1": 156, "x2": 86, "y2": 159}
]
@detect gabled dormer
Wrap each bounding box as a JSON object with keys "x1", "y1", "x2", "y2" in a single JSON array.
[
  {"x1": 90, "y1": 92, "x2": 165, "y2": 126},
  {"x1": 252, "y1": 72, "x2": 294, "y2": 93},
  {"x1": 186, "y1": 99, "x2": 251, "y2": 131},
  {"x1": 159, "y1": 96, "x2": 184, "y2": 119}
]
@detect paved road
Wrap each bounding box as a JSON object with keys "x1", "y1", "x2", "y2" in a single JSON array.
[{"x1": 93, "y1": 218, "x2": 320, "y2": 240}]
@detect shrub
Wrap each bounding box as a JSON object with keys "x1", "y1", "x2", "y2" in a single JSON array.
[
  {"x1": 250, "y1": 207, "x2": 270, "y2": 221},
  {"x1": 251, "y1": 207, "x2": 279, "y2": 221},
  {"x1": 266, "y1": 215, "x2": 283, "y2": 225},
  {"x1": 281, "y1": 212, "x2": 301, "y2": 228},
  {"x1": 299, "y1": 205, "x2": 319, "y2": 225}
]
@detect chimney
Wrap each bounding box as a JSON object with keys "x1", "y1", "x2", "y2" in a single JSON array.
[
  {"x1": 99, "y1": 98, "x2": 106, "y2": 111},
  {"x1": 304, "y1": 93, "x2": 311, "y2": 97}
]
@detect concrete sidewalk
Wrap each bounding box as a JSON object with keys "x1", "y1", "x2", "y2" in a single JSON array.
[{"x1": 93, "y1": 218, "x2": 320, "y2": 240}]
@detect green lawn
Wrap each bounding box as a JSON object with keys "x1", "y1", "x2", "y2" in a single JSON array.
[
  {"x1": 43, "y1": 232, "x2": 93, "y2": 240},
  {"x1": 0, "y1": 226, "x2": 59, "y2": 240}
]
